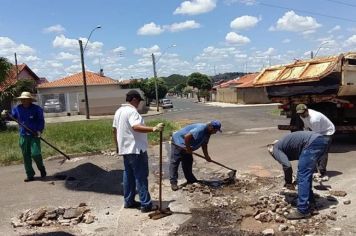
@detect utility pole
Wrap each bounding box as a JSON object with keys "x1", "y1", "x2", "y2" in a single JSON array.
[
  {"x1": 14, "y1": 53, "x2": 19, "y2": 80},
  {"x1": 79, "y1": 40, "x2": 90, "y2": 119},
  {"x1": 152, "y1": 53, "x2": 159, "y2": 112}
]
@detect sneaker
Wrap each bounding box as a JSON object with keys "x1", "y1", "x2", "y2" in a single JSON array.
[
  {"x1": 40, "y1": 170, "x2": 47, "y2": 178},
  {"x1": 124, "y1": 201, "x2": 141, "y2": 209},
  {"x1": 286, "y1": 209, "x2": 311, "y2": 220},
  {"x1": 171, "y1": 184, "x2": 179, "y2": 191},
  {"x1": 24, "y1": 177, "x2": 34, "y2": 182},
  {"x1": 140, "y1": 205, "x2": 158, "y2": 213}
]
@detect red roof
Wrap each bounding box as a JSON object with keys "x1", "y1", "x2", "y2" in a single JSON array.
[
  {"x1": 0, "y1": 64, "x2": 39, "y2": 92},
  {"x1": 38, "y1": 71, "x2": 118, "y2": 88},
  {"x1": 235, "y1": 73, "x2": 259, "y2": 88}
]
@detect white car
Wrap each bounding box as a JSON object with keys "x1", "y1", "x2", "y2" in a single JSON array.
[
  {"x1": 44, "y1": 99, "x2": 62, "y2": 112},
  {"x1": 160, "y1": 99, "x2": 173, "y2": 109}
]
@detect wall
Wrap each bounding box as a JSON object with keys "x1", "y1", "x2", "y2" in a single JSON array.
[
  {"x1": 38, "y1": 85, "x2": 146, "y2": 115},
  {"x1": 216, "y1": 87, "x2": 238, "y2": 103},
  {"x1": 236, "y1": 87, "x2": 270, "y2": 104}
]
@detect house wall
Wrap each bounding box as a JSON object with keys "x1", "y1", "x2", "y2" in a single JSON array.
[
  {"x1": 236, "y1": 87, "x2": 270, "y2": 104},
  {"x1": 37, "y1": 85, "x2": 146, "y2": 115},
  {"x1": 216, "y1": 87, "x2": 238, "y2": 103}
]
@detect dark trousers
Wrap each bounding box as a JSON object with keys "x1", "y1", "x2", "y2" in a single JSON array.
[
  {"x1": 317, "y1": 135, "x2": 333, "y2": 175},
  {"x1": 169, "y1": 144, "x2": 197, "y2": 185}
]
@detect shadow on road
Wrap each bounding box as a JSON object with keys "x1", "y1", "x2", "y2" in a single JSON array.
[
  {"x1": 330, "y1": 134, "x2": 356, "y2": 154},
  {"x1": 23, "y1": 232, "x2": 75, "y2": 236},
  {"x1": 48, "y1": 162, "x2": 124, "y2": 195}
]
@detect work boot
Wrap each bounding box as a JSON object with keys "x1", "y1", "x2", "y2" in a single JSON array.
[
  {"x1": 141, "y1": 205, "x2": 158, "y2": 213},
  {"x1": 171, "y1": 183, "x2": 179, "y2": 191},
  {"x1": 124, "y1": 201, "x2": 141, "y2": 209},
  {"x1": 24, "y1": 177, "x2": 35, "y2": 182},
  {"x1": 40, "y1": 170, "x2": 47, "y2": 178},
  {"x1": 286, "y1": 209, "x2": 311, "y2": 220}
]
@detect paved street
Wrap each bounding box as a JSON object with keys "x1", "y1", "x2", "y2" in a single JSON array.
[{"x1": 2, "y1": 98, "x2": 356, "y2": 235}]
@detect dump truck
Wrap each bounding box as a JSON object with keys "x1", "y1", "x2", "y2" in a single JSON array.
[{"x1": 253, "y1": 52, "x2": 356, "y2": 133}]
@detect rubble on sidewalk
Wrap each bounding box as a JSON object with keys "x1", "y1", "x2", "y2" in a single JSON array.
[{"x1": 11, "y1": 203, "x2": 96, "y2": 228}]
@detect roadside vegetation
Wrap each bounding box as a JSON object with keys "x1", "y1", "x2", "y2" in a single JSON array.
[{"x1": 0, "y1": 119, "x2": 181, "y2": 166}]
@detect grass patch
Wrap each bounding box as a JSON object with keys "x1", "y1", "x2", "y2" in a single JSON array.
[{"x1": 0, "y1": 119, "x2": 181, "y2": 166}]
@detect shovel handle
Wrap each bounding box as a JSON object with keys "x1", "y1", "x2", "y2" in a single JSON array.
[
  {"x1": 8, "y1": 114, "x2": 70, "y2": 160},
  {"x1": 171, "y1": 142, "x2": 236, "y2": 172}
]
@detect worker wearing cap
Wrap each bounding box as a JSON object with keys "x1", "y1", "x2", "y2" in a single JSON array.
[
  {"x1": 112, "y1": 90, "x2": 165, "y2": 213},
  {"x1": 267, "y1": 131, "x2": 329, "y2": 220},
  {"x1": 296, "y1": 104, "x2": 335, "y2": 177},
  {"x1": 169, "y1": 120, "x2": 222, "y2": 191},
  {"x1": 1, "y1": 91, "x2": 46, "y2": 182}
]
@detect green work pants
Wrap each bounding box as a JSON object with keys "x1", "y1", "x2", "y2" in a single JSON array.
[{"x1": 19, "y1": 135, "x2": 46, "y2": 178}]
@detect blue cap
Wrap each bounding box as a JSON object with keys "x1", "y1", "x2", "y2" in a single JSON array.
[{"x1": 210, "y1": 120, "x2": 222, "y2": 132}]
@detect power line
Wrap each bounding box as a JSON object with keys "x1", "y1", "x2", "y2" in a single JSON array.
[
  {"x1": 322, "y1": 0, "x2": 356, "y2": 8},
  {"x1": 259, "y1": 2, "x2": 356, "y2": 23}
]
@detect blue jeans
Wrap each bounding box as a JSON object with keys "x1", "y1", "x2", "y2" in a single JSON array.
[
  {"x1": 297, "y1": 136, "x2": 328, "y2": 214},
  {"x1": 123, "y1": 152, "x2": 152, "y2": 208},
  {"x1": 169, "y1": 144, "x2": 197, "y2": 185}
]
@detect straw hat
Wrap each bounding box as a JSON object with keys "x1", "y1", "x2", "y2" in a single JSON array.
[{"x1": 17, "y1": 91, "x2": 36, "y2": 101}]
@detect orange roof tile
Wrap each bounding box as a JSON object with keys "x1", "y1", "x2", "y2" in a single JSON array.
[
  {"x1": 0, "y1": 64, "x2": 37, "y2": 92},
  {"x1": 235, "y1": 73, "x2": 259, "y2": 88},
  {"x1": 38, "y1": 71, "x2": 118, "y2": 88}
]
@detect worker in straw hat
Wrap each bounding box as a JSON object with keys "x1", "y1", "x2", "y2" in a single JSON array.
[{"x1": 1, "y1": 91, "x2": 46, "y2": 182}]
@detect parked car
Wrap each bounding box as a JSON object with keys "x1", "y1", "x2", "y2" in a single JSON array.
[
  {"x1": 160, "y1": 98, "x2": 173, "y2": 109},
  {"x1": 44, "y1": 99, "x2": 62, "y2": 112}
]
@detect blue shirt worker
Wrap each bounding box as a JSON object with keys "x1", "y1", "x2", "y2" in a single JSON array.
[
  {"x1": 2, "y1": 92, "x2": 46, "y2": 182},
  {"x1": 169, "y1": 120, "x2": 222, "y2": 191},
  {"x1": 267, "y1": 131, "x2": 328, "y2": 220},
  {"x1": 112, "y1": 90, "x2": 165, "y2": 213}
]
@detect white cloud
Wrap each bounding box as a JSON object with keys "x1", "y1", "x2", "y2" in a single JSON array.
[
  {"x1": 0, "y1": 37, "x2": 36, "y2": 58},
  {"x1": 224, "y1": 0, "x2": 256, "y2": 5},
  {"x1": 230, "y1": 15, "x2": 260, "y2": 30},
  {"x1": 174, "y1": 0, "x2": 216, "y2": 15},
  {"x1": 50, "y1": 62, "x2": 63, "y2": 68},
  {"x1": 168, "y1": 20, "x2": 201, "y2": 32},
  {"x1": 134, "y1": 45, "x2": 160, "y2": 57},
  {"x1": 328, "y1": 25, "x2": 341, "y2": 34},
  {"x1": 56, "y1": 52, "x2": 78, "y2": 60},
  {"x1": 52, "y1": 34, "x2": 103, "y2": 54},
  {"x1": 270, "y1": 11, "x2": 321, "y2": 33},
  {"x1": 43, "y1": 24, "x2": 66, "y2": 34},
  {"x1": 225, "y1": 32, "x2": 250, "y2": 45},
  {"x1": 21, "y1": 55, "x2": 39, "y2": 62},
  {"x1": 282, "y1": 38, "x2": 291, "y2": 43},
  {"x1": 137, "y1": 22, "x2": 164, "y2": 35},
  {"x1": 344, "y1": 35, "x2": 356, "y2": 47},
  {"x1": 113, "y1": 46, "x2": 126, "y2": 53},
  {"x1": 53, "y1": 34, "x2": 78, "y2": 49}
]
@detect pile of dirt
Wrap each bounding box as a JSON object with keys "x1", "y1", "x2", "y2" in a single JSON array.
[
  {"x1": 11, "y1": 203, "x2": 95, "y2": 229},
  {"x1": 171, "y1": 174, "x2": 345, "y2": 236}
]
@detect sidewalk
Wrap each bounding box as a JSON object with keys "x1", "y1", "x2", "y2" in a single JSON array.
[{"x1": 204, "y1": 101, "x2": 280, "y2": 108}]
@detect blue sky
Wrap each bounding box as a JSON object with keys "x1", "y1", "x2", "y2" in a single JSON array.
[{"x1": 1, "y1": 0, "x2": 356, "y2": 81}]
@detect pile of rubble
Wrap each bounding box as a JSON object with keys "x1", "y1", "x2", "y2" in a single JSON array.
[
  {"x1": 101, "y1": 150, "x2": 118, "y2": 157},
  {"x1": 11, "y1": 203, "x2": 95, "y2": 228}
]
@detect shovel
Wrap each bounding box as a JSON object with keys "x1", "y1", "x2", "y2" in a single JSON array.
[
  {"x1": 172, "y1": 143, "x2": 237, "y2": 179},
  {"x1": 8, "y1": 114, "x2": 70, "y2": 162},
  {"x1": 148, "y1": 131, "x2": 173, "y2": 220}
]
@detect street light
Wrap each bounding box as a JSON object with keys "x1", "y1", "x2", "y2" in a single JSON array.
[
  {"x1": 78, "y1": 25, "x2": 101, "y2": 119},
  {"x1": 151, "y1": 44, "x2": 176, "y2": 112},
  {"x1": 313, "y1": 41, "x2": 329, "y2": 58}
]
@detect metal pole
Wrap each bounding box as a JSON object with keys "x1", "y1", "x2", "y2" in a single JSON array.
[
  {"x1": 152, "y1": 53, "x2": 159, "y2": 112},
  {"x1": 14, "y1": 53, "x2": 19, "y2": 80},
  {"x1": 79, "y1": 40, "x2": 90, "y2": 119},
  {"x1": 159, "y1": 131, "x2": 163, "y2": 210}
]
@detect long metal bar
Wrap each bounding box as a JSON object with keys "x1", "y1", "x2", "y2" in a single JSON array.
[
  {"x1": 8, "y1": 114, "x2": 70, "y2": 160},
  {"x1": 159, "y1": 131, "x2": 163, "y2": 210}
]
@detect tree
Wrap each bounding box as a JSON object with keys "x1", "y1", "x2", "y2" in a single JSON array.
[
  {"x1": 187, "y1": 72, "x2": 212, "y2": 102},
  {"x1": 139, "y1": 78, "x2": 168, "y2": 103},
  {"x1": 0, "y1": 57, "x2": 12, "y2": 84},
  {"x1": 174, "y1": 83, "x2": 186, "y2": 97}
]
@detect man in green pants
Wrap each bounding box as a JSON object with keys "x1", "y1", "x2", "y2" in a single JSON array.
[{"x1": 1, "y1": 91, "x2": 46, "y2": 182}]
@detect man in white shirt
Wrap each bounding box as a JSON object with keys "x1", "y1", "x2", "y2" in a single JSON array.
[
  {"x1": 113, "y1": 90, "x2": 164, "y2": 213},
  {"x1": 296, "y1": 104, "x2": 335, "y2": 177}
]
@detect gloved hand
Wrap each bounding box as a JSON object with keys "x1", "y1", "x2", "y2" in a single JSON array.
[
  {"x1": 1, "y1": 110, "x2": 9, "y2": 118},
  {"x1": 37, "y1": 131, "x2": 42, "y2": 138},
  {"x1": 205, "y1": 155, "x2": 212, "y2": 162},
  {"x1": 153, "y1": 123, "x2": 165, "y2": 132}
]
